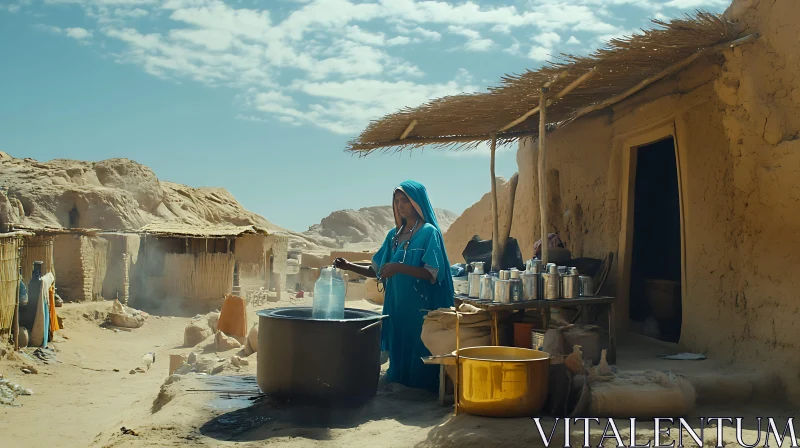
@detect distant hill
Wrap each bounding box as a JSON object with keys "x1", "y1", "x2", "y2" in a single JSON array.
[{"x1": 302, "y1": 206, "x2": 459, "y2": 252}]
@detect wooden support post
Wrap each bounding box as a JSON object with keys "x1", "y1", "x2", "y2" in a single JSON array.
[
  {"x1": 497, "y1": 173, "x2": 519, "y2": 267},
  {"x1": 489, "y1": 134, "x2": 500, "y2": 271},
  {"x1": 13, "y1": 238, "x2": 21, "y2": 351},
  {"x1": 537, "y1": 87, "x2": 550, "y2": 265}
]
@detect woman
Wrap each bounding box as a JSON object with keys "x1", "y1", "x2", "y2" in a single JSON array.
[{"x1": 334, "y1": 180, "x2": 454, "y2": 392}]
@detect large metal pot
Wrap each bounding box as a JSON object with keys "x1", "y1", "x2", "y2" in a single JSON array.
[
  {"x1": 423, "y1": 346, "x2": 550, "y2": 417},
  {"x1": 256, "y1": 307, "x2": 387, "y2": 407}
]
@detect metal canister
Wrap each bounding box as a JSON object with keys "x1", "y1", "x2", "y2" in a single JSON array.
[
  {"x1": 579, "y1": 275, "x2": 595, "y2": 297},
  {"x1": 561, "y1": 267, "x2": 580, "y2": 299},
  {"x1": 509, "y1": 269, "x2": 522, "y2": 302},
  {"x1": 479, "y1": 274, "x2": 494, "y2": 301},
  {"x1": 521, "y1": 270, "x2": 539, "y2": 300},
  {"x1": 494, "y1": 279, "x2": 512, "y2": 303},
  {"x1": 468, "y1": 272, "x2": 482, "y2": 298},
  {"x1": 542, "y1": 263, "x2": 560, "y2": 300}
]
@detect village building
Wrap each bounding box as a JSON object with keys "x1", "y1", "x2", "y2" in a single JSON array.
[
  {"x1": 347, "y1": 1, "x2": 800, "y2": 403},
  {"x1": 5, "y1": 223, "x2": 289, "y2": 307}
]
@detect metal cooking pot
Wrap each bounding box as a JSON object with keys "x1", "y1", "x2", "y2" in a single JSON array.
[
  {"x1": 423, "y1": 346, "x2": 550, "y2": 418},
  {"x1": 256, "y1": 307, "x2": 388, "y2": 407}
]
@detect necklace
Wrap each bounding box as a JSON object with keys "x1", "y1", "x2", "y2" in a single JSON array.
[{"x1": 394, "y1": 218, "x2": 419, "y2": 249}]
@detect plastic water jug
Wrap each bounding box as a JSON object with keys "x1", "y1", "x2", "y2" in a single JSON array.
[{"x1": 312, "y1": 266, "x2": 346, "y2": 319}]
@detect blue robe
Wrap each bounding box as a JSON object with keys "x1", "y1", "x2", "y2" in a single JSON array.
[{"x1": 372, "y1": 181, "x2": 454, "y2": 392}]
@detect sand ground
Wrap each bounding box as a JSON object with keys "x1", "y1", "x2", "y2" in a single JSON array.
[{"x1": 0, "y1": 296, "x2": 793, "y2": 448}]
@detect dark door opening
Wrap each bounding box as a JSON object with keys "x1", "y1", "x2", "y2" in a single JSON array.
[{"x1": 629, "y1": 136, "x2": 682, "y2": 343}]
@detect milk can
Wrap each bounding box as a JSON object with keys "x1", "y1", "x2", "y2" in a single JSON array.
[
  {"x1": 522, "y1": 265, "x2": 540, "y2": 301},
  {"x1": 509, "y1": 269, "x2": 523, "y2": 303},
  {"x1": 479, "y1": 274, "x2": 494, "y2": 301},
  {"x1": 561, "y1": 267, "x2": 580, "y2": 299},
  {"x1": 542, "y1": 263, "x2": 560, "y2": 300},
  {"x1": 493, "y1": 270, "x2": 512, "y2": 304}
]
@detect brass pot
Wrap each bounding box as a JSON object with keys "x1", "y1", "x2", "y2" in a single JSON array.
[{"x1": 423, "y1": 346, "x2": 550, "y2": 418}]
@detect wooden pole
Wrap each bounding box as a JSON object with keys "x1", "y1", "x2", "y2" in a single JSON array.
[
  {"x1": 537, "y1": 87, "x2": 549, "y2": 265},
  {"x1": 399, "y1": 120, "x2": 417, "y2": 140},
  {"x1": 489, "y1": 134, "x2": 500, "y2": 271},
  {"x1": 498, "y1": 67, "x2": 597, "y2": 133},
  {"x1": 13, "y1": 237, "x2": 21, "y2": 351},
  {"x1": 498, "y1": 173, "x2": 519, "y2": 267}
]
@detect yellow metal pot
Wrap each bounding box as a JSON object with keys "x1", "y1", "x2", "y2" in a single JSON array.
[{"x1": 423, "y1": 346, "x2": 550, "y2": 418}]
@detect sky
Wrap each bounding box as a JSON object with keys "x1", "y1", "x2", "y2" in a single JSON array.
[{"x1": 0, "y1": 0, "x2": 730, "y2": 232}]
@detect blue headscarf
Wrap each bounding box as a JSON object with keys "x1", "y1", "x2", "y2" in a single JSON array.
[
  {"x1": 393, "y1": 180, "x2": 442, "y2": 231},
  {"x1": 393, "y1": 180, "x2": 454, "y2": 295}
]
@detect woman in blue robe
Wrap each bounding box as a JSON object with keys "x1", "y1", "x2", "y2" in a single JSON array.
[{"x1": 334, "y1": 180, "x2": 454, "y2": 393}]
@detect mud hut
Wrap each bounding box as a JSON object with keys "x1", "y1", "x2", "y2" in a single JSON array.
[
  {"x1": 347, "y1": 1, "x2": 800, "y2": 402},
  {"x1": 136, "y1": 223, "x2": 289, "y2": 302},
  {"x1": 8, "y1": 226, "x2": 120, "y2": 303}
]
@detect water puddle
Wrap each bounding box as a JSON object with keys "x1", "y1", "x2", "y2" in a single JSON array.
[{"x1": 187, "y1": 375, "x2": 262, "y2": 412}]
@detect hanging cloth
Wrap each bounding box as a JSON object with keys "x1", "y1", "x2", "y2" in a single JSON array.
[{"x1": 48, "y1": 283, "x2": 60, "y2": 336}]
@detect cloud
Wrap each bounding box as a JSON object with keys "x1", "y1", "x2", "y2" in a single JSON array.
[
  {"x1": 33, "y1": 0, "x2": 729, "y2": 136},
  {"x1": 394, "y1": 24, "x2": 441, "y2": 42},
  {"x1": 257, "y1": 69, "x2": 477, "y2": 134},
  {"x1": 503, "y1": 40, "x2": 522, "y2": 57},
  {"x1": 65, "y1": 27, "x2": 93, "y2": 39},
  {"x1": 235, "y1": 114, "x2": 268, "y2": 123},
  {"x1": 344, "y1": 25, "x2": 411, "y2": 46},
  {"x1": 491, "y1": 24, "x2": 511, "y2": 34},
  {"x1": 447, "y1": 25, "x2": 493, "y2": 52},
  {"x1": 34, "y1": 24, "x2": 94, "y2": 41},
  {"x1": 528, "y1": 45, "x2": 551, "y2": 61},
  {"x1": 533, "y1": 31, "x2": 560, "y2": 48},
  {"x1": 663, "y1": 0, "x2": 728, "y2": 8}
]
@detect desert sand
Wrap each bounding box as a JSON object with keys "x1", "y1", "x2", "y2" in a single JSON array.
[{"x1": 1, "y1": 294, "x2": 792, "y2": 448}]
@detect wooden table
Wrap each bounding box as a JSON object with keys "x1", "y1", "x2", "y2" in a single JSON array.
[{"x1": 454, "y1": 294, "x2": 617, "y2": 364}]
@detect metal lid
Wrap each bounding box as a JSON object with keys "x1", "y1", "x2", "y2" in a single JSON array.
[{"x1": 510, "y1": 269, "x2": 520, "y2": 279}]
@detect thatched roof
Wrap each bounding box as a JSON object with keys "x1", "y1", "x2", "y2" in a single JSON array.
[
  {"x1": 347, "y1": 12, "x2": 754, "y2": 154},
  {"x1": 0, "y1": 230, "x2": 34, "y2": 239},
  {"x1": 138, "y1": 223, "x2": 271, "y2": 239},
  {"x1": 7, "y1": 225, "x2": 103, "y2": 236},
  {"x1": 8, "y1": 223, "x2": 278, "y2": 239}
]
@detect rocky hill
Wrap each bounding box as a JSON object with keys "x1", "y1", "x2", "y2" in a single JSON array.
[
  {"x1": 0, "y1": 152, "x2": 282, "y2": 230},
  {"x1": 302, "y1": 206, "x2": 458, "y2": 252},
  {"x1": 0, "y1": 152, "x2": 457, "y2": 254}
]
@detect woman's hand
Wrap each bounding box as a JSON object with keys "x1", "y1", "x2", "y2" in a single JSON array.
[
  {"x1": 379, "y1": 262, "x2": 404, "y2": 279},
  {"x1": 333, "y1": 257, "x2": 350, "y2": 270}
]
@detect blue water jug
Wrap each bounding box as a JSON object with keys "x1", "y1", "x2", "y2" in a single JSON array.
[{"x1": 312, "y1": 266, "x2": 346, "y2": 319}]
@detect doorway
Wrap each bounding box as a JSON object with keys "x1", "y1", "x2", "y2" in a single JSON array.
[{"x1": 629, "y1": 136, "x2": 682, "y2": 342}]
